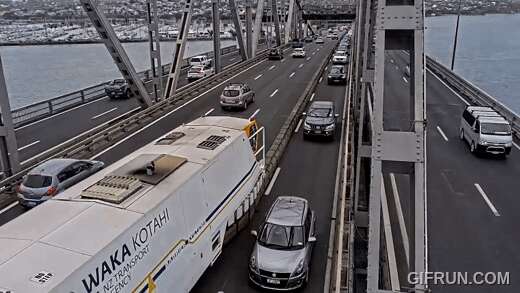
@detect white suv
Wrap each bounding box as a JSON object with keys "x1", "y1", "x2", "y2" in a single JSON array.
[
  {"x1": 460, "y1": 106, "x2": 513, "y2": 156},
  {"x1": 332, "y1": 51, "x2": 348, "y2": 64}
]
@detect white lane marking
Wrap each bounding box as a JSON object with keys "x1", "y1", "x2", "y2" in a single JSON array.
[
  {"x1": 306, "y1": 57, "x2": 311, "y2": 61},
  {"x1": 254, "y1": 74, "x2": 263, "y2": 80},
  {"x1": 310, "y1": 93, "x2": 315, "y2": 101},
  {"x1": 390, "y1": 173, "x2": 410, "y2": 266},
  {"x1": 17, "y1": 140, "x2": 40, "y2": 151},
  {"x1": 281, "y1": 59, "x2": 285, "y2": 63},
  {"x1": 319, "y1": 77, "x2": 323, "y2": 83},
  {"x1": 0, "y1": 202, "x2": 18, "y2": 216},
  {"x1": 298, "y1": 64, "x2": 304, "y2": 69},
  {"x1": 16, "y1": 96, "x2": 109, "y2": 131},
  {"x1": 92, "y1": 59, "x2": 268, "y2": 159},
  {"x1": 514, "y1": 142, "x2": 520, "y2": 150},
  {"x1": 264, "y1": 167, "x2": 281, "y2": 196},
  {"x1": 395, "y1": 65, "x2": 399, "y2": 70},
  {"x1": 474, "y1": 183, "x2": 500, "y2": 217},
  {"x1": 402, "y1": 76, "x2": 408, "y2": 84},
  {"x1": 268, "y1": 65, "x2": 276, "y2": 71},
  {"x1": 427, "y1": 68, "x2": 470, "y2": 105},
  {"x1": 312, "y1": 52, "x2": 316, "y2": 55},
  {"x1": 269, "y1": 89, "x2": 279, "y2": 97},
  {"x1": 325, "y1": 66, "x2": 328, "y2": 70},
  {"x1": 249, "y1": 108, "x2": 261, "y2": 121},
  {"x1": 436, "y1": 126, "x2": 449, "y2": 141},
  {"x1": 91, "y1": 107, "x2": 118, "y2": 120},
  {"x1": 317, "y1": 48, "x2": 320, "y2": 51},
  {"x1": 204, "y1": 108, "x2": 214, "y2": 116},
  {"x1": 294, "y1": 119, "x2": 303, "y2": 133},
  {"x1": 289, "y1": 72, "x2": 296, "y2": 78},
  {"x1": 381, "y1": 182, "x2": 401, "y2": 291},
  {"x1": 390, "y1": 59, "x2": 395, "y2": 63}
]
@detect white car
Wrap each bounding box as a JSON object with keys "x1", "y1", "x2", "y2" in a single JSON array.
[
  {"x1": 291, "y1": 48, "x2": 306, "y2": 58},
  {"x1": 332, "y1": 51, "x2": 348, "y2": 64},
  {"x1": 189, "y1": 55, "x2": 211, "y2": 67},
  {"x1": 187, "y1": 65, "x2": 214, "y2": 82}
]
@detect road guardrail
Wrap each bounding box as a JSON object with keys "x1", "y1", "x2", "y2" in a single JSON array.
[
  {"x1": 11, "y1": 45, "x2": 238, "y2": 128},
  {"x1": 426, "y1": 56, "x2": 520, "y2": 139}
]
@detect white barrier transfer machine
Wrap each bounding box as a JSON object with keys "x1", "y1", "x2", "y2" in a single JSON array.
[{"x1": 0, "y1": 116, "x2": 265, "y2": 293}]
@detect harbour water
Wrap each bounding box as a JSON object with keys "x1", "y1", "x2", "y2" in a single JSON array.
[
  {"x1": 426, "y1": 13, "x2": 520, "y2": 113},
  {"x1": 0, "y1": 40, "x2": 236, "y2": 109},
  {"x1": 2, "y1": 14, "x2": 520, "y2": 112}
]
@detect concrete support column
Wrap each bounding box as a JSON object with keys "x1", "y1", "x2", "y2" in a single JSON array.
[{"x1": 212, "y1": 0, "x2": 221, "y2": 73}]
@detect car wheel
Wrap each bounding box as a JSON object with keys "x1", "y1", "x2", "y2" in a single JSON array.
[
  {"x1": 251, "y1": 94, "x2": 255, "y2": 103},
  {"x1": 459, "y1": 129, "x2": 464, "y2": 141},
  {"x1": 125, "y1": 89, "x2": 131, "y2": 98},
  {"x1": 243, "y1": 101, "x2": 248, "y2": 110},
  {"x1": 470, "y1": 141, "x2": 476, "y2": 153}
]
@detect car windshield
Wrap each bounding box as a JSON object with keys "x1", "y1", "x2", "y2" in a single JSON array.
[
  {"x1": 110, "y1": 79, "x2": 125, "y2": 85},
  {"x1": 270, "y1": 49, "x2": 279, "y2": 53},
  {"x1": 189, "y1": 66, "x2": 203, "y2": 73},
  {"x1": 191, "y1": 57, "x2": 202, "y2": 62},
  {"x1": 258, "y1": 223, "x2": 304, "y2": 250},
  {"x1": 223, "y1": 90, "x2": 240, "y2": 97},
  {"x1": 23, "y1": 174, "x2": 52, "y2": 188},
  {"x1": 480, "y1": 123, "x2": 511, "y2": 135},
  {"x1": 331, "y1": 67, "x2": 343, "y2": 74},
  {"x1": 309, "y1": 107, "x2": 332, "y2": 118}
]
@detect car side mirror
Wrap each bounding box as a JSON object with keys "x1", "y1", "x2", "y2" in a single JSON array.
[
  {"x1": 251, "y1": 230, "x2": 258, "y2": 238},
  {"x1": 308, "y1": 236, "x2": 317, "y2": 243}
]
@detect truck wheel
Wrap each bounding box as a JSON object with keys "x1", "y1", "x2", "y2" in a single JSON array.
[{"x1": 470, "y1": 142, "x2": 476, "y2": 153}]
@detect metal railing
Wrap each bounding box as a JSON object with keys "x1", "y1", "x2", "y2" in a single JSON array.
[
  {"x1": 11, "y1": 45, "x2": 238, "y2": 128},
  {"x1": 427, "y1": 56, "x2": 520, "y2": 139}
]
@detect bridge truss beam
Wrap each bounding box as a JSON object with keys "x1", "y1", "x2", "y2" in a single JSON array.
[
  {"x1": 79, "y1": 0, "x2": 153, "y2": 107},
  {"x1": 252, "y1": 0, "x2": 265, "y2": 56},
  {"x1": 230, "y1": 0, "x2": 248, "y2": 60},
  {"x1": 365, "y1": 0, "x2": 427, "y2": 292},
  {"x1": 146, "y1": 0, "x2": 162, "y2": 102},
  {"x1": 163, "y1": 0, "x2": 194, "y2": 99},
  {"x1": 212, "y1": 0, "x2": 222, "y2": 73},
  {"x1": 0, "y1": 55, "x2": 20, "y2": 176},
  {"x1": 271, "y1": 0, "x2": 282, "y2": 46}
]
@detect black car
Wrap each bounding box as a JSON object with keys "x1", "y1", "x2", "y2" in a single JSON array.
[
  {"x1": 105, "y1": 79, "x2": 130, "y2": 99},
  {"x1": 303, "y1": 101, "x2": 339, "y2": 140},
  {"x1": 327, "y1": 65, "x2": 347, "y2": 85},
  {"x1": 268, "y1": 48, "x2": 284, "y2": 60},
  {"x1": 291, "y1": 40, "x2": 304, "y2": 48},
  {"x1": 304, "y1": 36, "x2": 313, "y2": 43}
]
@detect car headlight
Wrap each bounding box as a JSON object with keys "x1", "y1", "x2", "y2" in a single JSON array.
[
  {"x1": 250, "y1": 255, "x2": 257, "y2": 271},
  {"x1": 480, "y1": 140, "x2": 488, "y2": 145},
  {"x1": 325, "y1": 124, "x2": 335, "y2": 130},
  {"x1": 294, "y1": 259, "x2": 305, "y2": 276},
  {"x1": 304, "y1": 121, "x2": 311, "y2": 130},
  {"x1": 328, "y1": 75, "x2": 332, "y2": 79}
]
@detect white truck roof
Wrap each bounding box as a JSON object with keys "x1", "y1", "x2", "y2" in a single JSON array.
[{"x1": 0, "y1": 116, "x2": 251, "y2": 293}]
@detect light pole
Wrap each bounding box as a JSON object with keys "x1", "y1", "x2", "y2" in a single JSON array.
[{"x1": 451, "y1": 0, "x2": 463, "y2": 70}]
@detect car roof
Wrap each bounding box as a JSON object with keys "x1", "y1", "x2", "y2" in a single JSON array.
[
  {"x1": 311, "y1": 101, "x2": 334, "y2": 108},
  {"x1": 294, "y1": 47, "x2": 304, "y2": 50},
  {"x1": 466, "y1": 106, "x2": 495, "y2": 113},
  {"x1": 478, "y1": 116, "x2": 509, "y2": 124},
  {"x1": 224, "y1": 83, "x2": 244, "y2": 90},
  {"x1": 266, "y1": 196, "x2": 308, "y2": 226},
  {"x1": 28, "y1": 159, "x2": 79, "y2": 176},
  {"x1": 191, "y1": 55, "x2": 205, "y2": 59}
]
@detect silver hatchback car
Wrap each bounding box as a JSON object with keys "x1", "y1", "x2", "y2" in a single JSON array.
[
  {"x1": 17, "y1": 158, "x2": 104, "y2": 208},
  {"x1": 220, "y1": 83, "x2": 255, "y2": 110},
  {"x1": 249, "y1": 196, "x2": 316, "y2": 290}
]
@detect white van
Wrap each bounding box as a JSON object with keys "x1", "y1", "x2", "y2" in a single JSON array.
[{"x1": 460, "y1": 106, "x2": 513, "y2": 155}]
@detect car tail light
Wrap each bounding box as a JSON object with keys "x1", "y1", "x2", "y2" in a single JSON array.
[{"x1": 47, "y1": 186, "x2": 58, "y2": 196}]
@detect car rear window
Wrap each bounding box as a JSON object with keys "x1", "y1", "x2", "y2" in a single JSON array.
[
  {"x1": 189, "y1": 67, "x2": 203, "y2": 73},
  {"x1": 23, "y1": 174, "x2": 52, "y2": 188},
  {"x1": 223, "y1": 90, "x2": 240, "y2": 97},
  {"x1": 191, "y1": 57, "x2": 202, "y2": 62}
]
